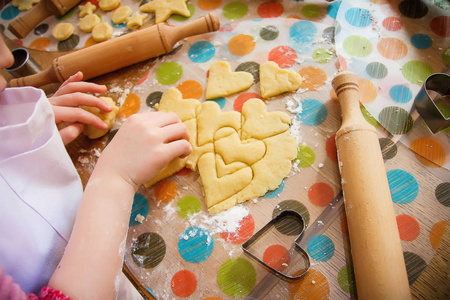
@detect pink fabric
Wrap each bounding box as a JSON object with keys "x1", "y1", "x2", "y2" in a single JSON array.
[{"x1": 0, "y1": 267, "x2": 70, "y2": 300}]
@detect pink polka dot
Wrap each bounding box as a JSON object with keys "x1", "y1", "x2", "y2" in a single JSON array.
[
  {"x1": 430, "y1": 16, "x2": 450, "y2": 37},
  {"x1": 382, "y1": 17, "x2": 403, "y2": 31}
]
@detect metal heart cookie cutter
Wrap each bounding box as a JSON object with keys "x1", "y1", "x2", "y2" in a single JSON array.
[
  {"x1": 242, "y1": 209, "x2": 310, "y2": 281},
  {"x1": 414, "y1": 72, "x2": 450, "y2": 134}
]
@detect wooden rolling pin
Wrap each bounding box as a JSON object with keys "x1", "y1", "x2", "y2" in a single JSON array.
[
  {"x1": 9, "y1": 13, "x2": 220, "y2": 87},
  {"x1": 8, "y1": 0, "x2": 82, "y2": 39},
  {"x1": 331, "y1": 71, "x2": 411, "y2": 299}
]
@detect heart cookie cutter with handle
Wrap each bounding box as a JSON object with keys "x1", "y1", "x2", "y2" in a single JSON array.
[
  {"x1": 242, "y1": 209, "x2": 310, "y2": 281},
  {"x1": 414, "y1": 71, "x2": 450, "y2": 134}
]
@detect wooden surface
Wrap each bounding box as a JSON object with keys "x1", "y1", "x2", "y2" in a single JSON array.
[{"x1": 1, "y1": 3, "x2": 449, "y2": 299}]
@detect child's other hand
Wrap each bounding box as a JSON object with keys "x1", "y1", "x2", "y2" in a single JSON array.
[
  {"x1": 96, "y1": 112, "x2": 192, "y2": 190},
  {"x1": 49, "y1": 72, "x2": 110, "y2": 145}
]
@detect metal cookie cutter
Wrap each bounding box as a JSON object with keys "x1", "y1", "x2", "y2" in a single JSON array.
[
  {"x1": 242, "y1": 210, "x2": 310, "y2": 281},
  {"x1": 414, "y1": 72, "x2": 450, "y2": 133}
]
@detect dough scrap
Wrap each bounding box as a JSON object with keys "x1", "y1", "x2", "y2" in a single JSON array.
[
  {"x1": 78, "y1": 2, "x2": 97, "y2": 17},
  {"x1": 79, "y1": 14, "x2": 101, "y2": 33},
  {"x1": 83, "y1": 97, "x2": 119, "y2": 139},
  {"x1": 147, "y1": 88, "x2": 297, "y2": 213},
  {"x1": 52, "y1": 23, "x2": 74, "y2": 41},
  {"x1": 98, "y1": 0, "x2": 121, "y2": 11},
  {"x1": 140, "y1": 0, "x2": 190, "y2": 24},
  {"x1": 127, "y1": 12, "x2": 148, "y2": 28},
  {"x1": 112, "y1": 6, "x2": 132, "y2": 24},
  {"x1": 260, "y1": 61, "x2": 303, "y2": 99},
  {"x1": 11, "y1": 0, "x2": 39, "y2": 11},
  {"x1": 92, "y1": 22, "x2": 113, "y2": 42},
  {"x1": 205, "y1": 61, "x2": 254, "y2": 99}
]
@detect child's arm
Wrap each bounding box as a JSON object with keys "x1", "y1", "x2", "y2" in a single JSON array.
[
  {"x1": 49, "y1": 112, "x2": 192, "y2": 300},
  {"x1": 49, "y1": 72, "x2": 111, "y2": 145}
]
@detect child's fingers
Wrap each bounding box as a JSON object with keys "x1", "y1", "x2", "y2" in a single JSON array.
[
  {"x1": 53, "y1": 106, "x2": 108, "y2": 129},
  {"x1": 153, "y1": 112, "x2": 182, "y2": 128},
  {"x1": 161, "y1": 122, "x2": 190, "y2": 143},
  {"x1": 59, "y1": 71, "x2": 83, "y2": 89},
  {"x1": 166, "y1": 139, "x2": 193, "y2": 159},
  {"x1": 51, "y1": 93, "x2": 113, "y2": 111},
  {"x1": 59, "y1": 122, "x2": 85, "y2": 145},
  {"x1": 53, "y1": 81, "x2": 107, "y2": 97}
]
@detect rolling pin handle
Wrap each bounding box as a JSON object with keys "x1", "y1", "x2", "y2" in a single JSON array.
[
  {"x1": 7, "y1": 1, "x2": 56, "y2": 39},
  {"x1": 8, "y1": 67, "x2": 60, "y2": 88}
]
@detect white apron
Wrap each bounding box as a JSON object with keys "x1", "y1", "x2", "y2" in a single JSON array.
[{"x1": 0, "y1": 87, "x2": 82, "y2": 294}]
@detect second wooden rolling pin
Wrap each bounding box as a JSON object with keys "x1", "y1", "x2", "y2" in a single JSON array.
[
  {"x1": 9, "y1": 13, "x2": 220, "y2": 88},
  {"x1": 331, "y1": 71, "x2": 411, "y2": 299}
]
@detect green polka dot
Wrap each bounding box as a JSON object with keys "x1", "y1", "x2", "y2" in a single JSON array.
[
  {"x1": 236, "y1": 61, "x2": 260, "y2": 83},
  {"x1": 272, "y1": 200, "x2": 309, "y2": 235},
  {"x1": 343, "y1": 35, "x2": 373, "y2": 57},
  {"x1": 296, "y1": 145, "x2": 316, "y2": 168},
  {"x1": 436, "y1": 101, "x2": 450, "y2": 118},
  {"x1": 443, "y1": 47, "x2": 450, "y2": 66},
  {"x1": 435, "y1": 183, "x2": 450, "y2": 207},
  {"x1": 171, "y1": 3, "x2": 195, "y2": 21},
  {"x1": 312, "y1": 47, "x2": 334, "y2": 63},
  {"x1": 378, "y1": 106, "x2": 414, "y2": 135},
  {"x1": 302, "y1": 4, "x2": 321, "y2": 18},
  {"x1": 366, "y1": 62, "x2": 388, "y2": 79},
  {"x1": 360, "y1": 104, "x2": 379, "y2": 128},
  {"x1": 131, "y1": 232, "x2": 166, "y2": 269},
  {"x1": 338, "y1": 265, "x2": 357, "y2": 294},
  {"x1": 260, "y1": 25, "x2": 279, "y2": 41},
  {"x1": 57, "y1": 35, "x2": 79, "y2": 51},
  {"x1": 155, "y1": 62, "x2": 183, "y2": 85},
  {"x1": 217, "y1": 258, "x2": 256, "y2": 297},
  {"x1": 223, "y1": 1, "x2": 248, "y2": 20},
  {"x1": 177, "y1": 195, "x2": 201, "y2": 219},
  {"x1": 146, "y1": 91, "x2": 163, "y2": 107},
  {"x1": 404, "y1": 252, "x2": 427, "y2": 285},
  {"x1": 401, "y1": 60, "x2": 434, "y2": 85},
  {"x1": 56, "y1": 6, "x2": 76, "y2": 20},
  {"x1": 379, "y1": 138, "x2": 398, "y2": 160}
]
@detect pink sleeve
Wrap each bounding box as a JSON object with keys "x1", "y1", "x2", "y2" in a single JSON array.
[{"x1": 38, "y1": 286, "x2": 70, "y2": 300}]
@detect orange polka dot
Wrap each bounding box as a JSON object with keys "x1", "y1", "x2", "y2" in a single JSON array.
[
  {"x1": 203, "y1": 298, "x2": 222, "y2": 300},
  {"x1": 340, "y1": 213, "x2": 349, "y2": 239},
  {"x1": 370, "y1": 0, "x2": 390, "y2": 4},
  {"x1": 382, "y1": 17, "x2": 403, "y2": 31},
  {"x1": 358, "y1": 78, "x2": 377, "y2": 104},
  {"x1": 299, "y1": 66, "x2": 327, "y2": 91},
  {"x1": 197, "y1": 0, "x2": 221, "y2": 10},
  {"x1": 308, "y1": 182, "x2": 335, "y2": 207},
  {"x1": 234, "y1": 93, "x2": 263, "y2": 112},
  {"x1": 410, "y1": 137, "x2": 446, "y2": 167},
  {"x1": 330, "y1": 88, "x2": 339, "y2": 102},
  {"x1": 29, "y1": 37, "x2": 51, "y2": 50},
  {"x1": 268, "y1": 45, "x2": 297, "y2": 68},
  {"x1": 154, "y1": 179, "x2": 178, "y2": 203},
  {"x1": 377, "y1": 38, "x2": 408, "y2": 60},
  {"x1": 117, "y1": 93, "x2": 141, "y2": 118},
  {"x1": 430, "y1": 220, "x2": 448, "y2": 249},
  {"x1": 396, "y1": 214, "x2": 420, "y2": 241},
  {"x1": 177, "y1": 80, "x2": 203, "y2": 99},
  {"x1": 228, "y1": 34, "x2": 256, "y2": 56},
  {"x1": 85, "y1": 36, "x2": 98, "y2": 47},
  {"x1": 288, "y1": 269, "x2": 330, "y2": 299}
]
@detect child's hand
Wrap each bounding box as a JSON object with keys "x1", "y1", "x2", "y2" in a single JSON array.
[
  {"x1": 49, "y1": 72, "x2": 110, "y2": 145},
  {"x1": 96, "y1": 111, "x2": 192, "y2": 190}
]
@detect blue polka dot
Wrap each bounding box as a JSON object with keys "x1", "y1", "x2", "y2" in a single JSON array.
[
  {"x1": 345, "y1": 8, "x2": 373, "y2": 27},
  {"x1": 389, "y1": 84, "x2": 413, "y2": 103},
  {"x1": 296, "y1": 98, "x2": 328, "y2": 126},
  {"x1": 288, "y1": 21, "x2": 317, "y2": 54},
  {"x1": 111, "y1": 20, "x2": 126, "y2": 28},
  {"x1": 410, "y1": 33, "x2": 432, "y2": 49},
  {"x1": 327, "y1": 1, "x2": 342, "y2": 19},
  {"x1": 387, "y1": 169, "x2": 419, "y2": 204},
  {"x1": 307, "y1": 234, "x2": 335, "y2": 262},
  {"x1": 1, "y1": 5, "x2": 20, "y2": 20},
  {"x1": 263, "y1": 179, "x2": 285, "y2": 198},
  {"x1": 207, "y1": 97, "x2": 226, "y2": 108},
  {"x1": 129, "y1": 193, "x2": 149, "y2": 226},
  {"x1": 178, "y1": 226, "x2": 214, "y2": 263},
  {"x1": 188, "y1": 41, "x2": 216, "y2": 63}
]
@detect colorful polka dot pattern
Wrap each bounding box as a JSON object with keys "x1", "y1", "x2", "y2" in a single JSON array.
[{"x1": 334, "y1": 0, "x2": 450, "y2": 169}]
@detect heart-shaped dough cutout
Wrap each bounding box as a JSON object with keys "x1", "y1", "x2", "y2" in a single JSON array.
[
  {"x1": 205, "y1": 61, "x2": 254, "y2": 99},
  {"x1": 260, "y1": 61, "x2": 303, "y2": 99}
]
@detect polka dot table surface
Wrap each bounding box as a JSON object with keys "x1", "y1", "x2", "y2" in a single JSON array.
[{"x1": 65, "y1": 0, "x2": 447, "y2": 299}]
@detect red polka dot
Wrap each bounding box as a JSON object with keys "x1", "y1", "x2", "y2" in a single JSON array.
[
  {"x1": 136, "y1": 70, "x2": 149, "y2": 85},
  {"x1": 308, "y1": 182, "x2": 334, "y2": 207},
  {"x1": 176, "y1": 167, "x2": 192, "y2": 175},
  {"x1": 430, "y1": 16, "x2": 450, "y2": 37},
  {"x1": 171, "y1": 270, "x2": 197, "y2": 297},
  {"x1": 268, "y1": 46, "x2": 298, "y2": 68},
  {"x1": 234, "y1": 93, "x2": 263, "y2": 112},
  {"x1": 325, "y1": 134, "x2": 338, "y2": 162},
  {"x1": 219, "y1": 22, "x2": 239, "y2": 32},
  {"x1": 382, "y1": 17, "x2": 403, "y2": 31},
  {"x1": 257, "y1": 2, "x2": 284, "y2": 18},
  {"x1": 263, "y1": 244, "x2": 290, "y2": 271},
  {"x1": 220, "y1": 214, "x2": 255, "y2": 244},
  {"x1": 396, "y1": 214, "x2": 420, "y2": 241}
]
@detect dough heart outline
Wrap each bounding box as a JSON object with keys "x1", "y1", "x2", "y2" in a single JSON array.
[{"x1": 147, "y1": 88, "x2": 297, "y2": 213}]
